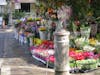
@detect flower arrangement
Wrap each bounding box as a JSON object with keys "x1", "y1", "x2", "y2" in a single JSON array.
[
  {"x1": 14, "y1": 20, "x2": 22, "y2": 28},
  {"x1": 75, "y1": 37, "x2": 89, "y2": 48},
  {"x1": 27, "y1": 17, "x2": 34, "y2": 22},
  {"x1": 29, "y1": 36, "x2": 100, "y2": 72},
  {"x1": 69, "y1": 49, "x2": 99, "y2": 60},
  {"x1": 89, "y1": 38, "x2": 98, "y2": 46},
  {"x1": 34, "y1": 18, "x2": 42, "y2": 21},
  {"x1": 39, "y1": 27, "x2": 46, "y2": 31}
]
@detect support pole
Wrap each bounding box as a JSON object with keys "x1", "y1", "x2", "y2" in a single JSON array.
[
  {"x1": 54, "y1": 28, "x2": 70, "y2": 75},
  {"x1": 8, "y1": 0, "x2": 13, "y2": 26}
]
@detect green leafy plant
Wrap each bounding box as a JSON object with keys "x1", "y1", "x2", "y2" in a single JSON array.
[
  {"x1": 96, "y1": 33, "x2": 100, "y2": 42},
  {"x1": 13, "y1": 11, "x2": 25, "y2": 19},
  {"x1": 3, "y1": 13, "x2": 9, "y2": 25}
]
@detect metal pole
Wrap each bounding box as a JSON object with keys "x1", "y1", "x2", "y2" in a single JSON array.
[
  {"x1": 54, "y1": 28, "x2": 70, "y2": 75},
  {"x1": 8, "y1": 0, "x2": 13, "y2": 26}
]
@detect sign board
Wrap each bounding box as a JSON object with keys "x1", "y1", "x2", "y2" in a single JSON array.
[
  {"x1": 18, "y1": 0, "x2": 36, "y2": 3},
  {"x1": 0, "y1": 0, "x2": 7, "y2": 5},
  {"x1": 15, "y1": 3, "x2": 21, "y2": 9}
]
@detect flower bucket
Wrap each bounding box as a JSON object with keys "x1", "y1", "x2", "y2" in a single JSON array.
[
  {"x1": 90, "y1": 24, "x2": 98, "y2": 37},
  {"x1": 29, "y1": 37, "x2": 33, "y2": 46},
  {"x1": 19, "y1": 34, "x2": 24, "y2": 45},
  {"x1": 24, "y1": 36, "x2": 27, "y2": 44},
  {"x1": 14, "y1": 30, "x2": 19, "y2": 40},
  {"x1": 39, "y1": 30, "x2": 47, "y2": 40},
  {"x1": 80, "y1": 27, "x2": 91, "y2": 39}
]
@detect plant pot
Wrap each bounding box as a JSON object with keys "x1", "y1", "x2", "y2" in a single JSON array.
[
  {"x1": 90, "y1": 23, "x2": 98, "y2": 37},
  {"x1": 39, "y1": 30, "x2": 47, "y2": 40}
]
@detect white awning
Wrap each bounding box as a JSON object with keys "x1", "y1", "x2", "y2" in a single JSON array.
[
  {"x1": 0, "y1": 0, "x2": 7, "y2": 5},
  {"x1": 18, "y1": 0, "x2": 37, "y2": 3}
]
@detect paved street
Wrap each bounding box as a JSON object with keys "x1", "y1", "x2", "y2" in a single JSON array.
[
  {"x1": 0, "y1": 28, "x2": 100, "y2": 75},
  {"x1": 0, "y1": 28, "x2": 54, "y2": 75}
]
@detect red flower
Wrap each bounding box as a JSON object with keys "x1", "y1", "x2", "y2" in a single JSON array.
[
  {"x1": 74, "y1": 52, "x2": 85, "y2": 60},
  {"x1": 75, "y1": 55, "x2": 85, "y2": 60},
  {"x1": 47, "y1": 55, "x2": 55, "y2": 63},
  {"x1": 83, "y1": 51, "x2": 94, "y2": 58},
  {"x1": 69, "y1": 51, "x2": 77, "y2": 58},
  {"x1": 74, "y1": 20, "x2": 80, "y2": 26},
  {"x1": 93, "y1": 54, "x2": 99, "y2": 59}
]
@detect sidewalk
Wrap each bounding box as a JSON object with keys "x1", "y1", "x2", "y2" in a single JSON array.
[{"x1": 0, "y1": 28, "x2": 100, "y2": 75}]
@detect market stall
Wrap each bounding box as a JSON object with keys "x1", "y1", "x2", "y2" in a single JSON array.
[{"x1": 13, "y1": 1, "x2": 100, "y2": 73}]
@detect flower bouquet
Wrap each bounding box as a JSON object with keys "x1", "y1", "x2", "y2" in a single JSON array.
[
  {"x1": 75, "y1": 37, "x2": 89, "y2": 48},
  {"x1": 27, "y1": 17, "x2": 34, "y2": 22},
  {"x1": 30, "y1": 40, "x2": 54, "y2": 65},
  {"x1": 39, "y1": 26, "x2": 46, "y2": 31},
  {"x1": 14, "y1": 20, "x2": 22, "y2": 28},
  {"x1": 80, "y1": 26, "x2": 91, "y2": 40}
]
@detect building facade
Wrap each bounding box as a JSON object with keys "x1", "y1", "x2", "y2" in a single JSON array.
[
  {"x1": 14, "y1": 0, "x2": 37, "y2": 14},
  {"x1": 0, "y1": 0, "x2": 7, "y2": 14}
]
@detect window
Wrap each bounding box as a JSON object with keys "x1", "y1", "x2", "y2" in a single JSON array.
[{"x1": 20, "y1": 3, "x2": 30, "y2": 12}]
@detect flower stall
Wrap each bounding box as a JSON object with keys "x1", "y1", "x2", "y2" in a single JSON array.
[
  {"x1": 29, "y1": 36, "x2": 100, "y2": 73},
  {"x1": 13, "y1": 1, "x2": 100, "y2": 74}
]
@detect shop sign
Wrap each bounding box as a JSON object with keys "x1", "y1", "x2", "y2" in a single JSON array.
[
  {"x1": 15, "y1": 3, "x2": 21, "y2": 9},
  {"x1": 17, "y1": 0, "x2": 36, "y2": 3}
]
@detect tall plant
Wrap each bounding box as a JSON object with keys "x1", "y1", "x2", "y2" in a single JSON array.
[
  {"x1": 12, "y1": 10, "x2": 25, "y2": 19},
  {"x1": 67, "y1": 0, "x2": 93, "y2": 20},
  {"x1": 91, "y1": 0, "x2": 100, "y2": 18}
]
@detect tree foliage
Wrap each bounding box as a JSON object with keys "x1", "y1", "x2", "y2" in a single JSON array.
[
  {"x1": 67, "y1": 0, "x2": 100, "y2": 19},
  {"x1": 37, "y1": 0, "x2": 100, "y2": 19}
]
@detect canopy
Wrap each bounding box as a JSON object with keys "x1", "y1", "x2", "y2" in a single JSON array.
[
  {"x1": 0, "y1": 0, "x2": 7, "y2": 5},
  {"x1": 18, "y1": 0, "x2": 37, "y2": 3}
]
